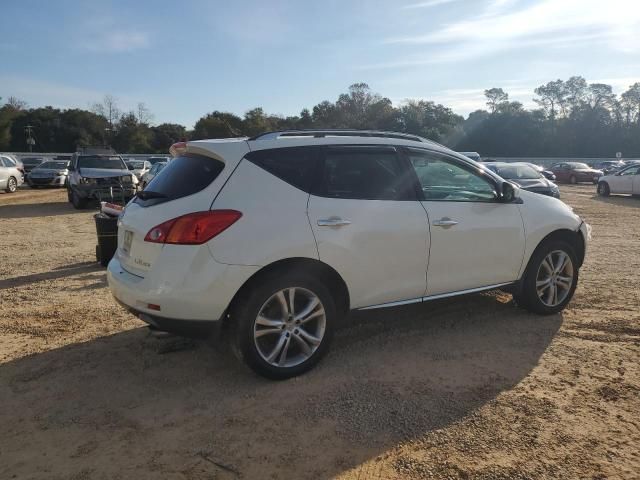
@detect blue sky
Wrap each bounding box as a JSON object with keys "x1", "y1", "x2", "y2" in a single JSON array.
[{"x1": 2, "y1": 0, "x2": 640, "y2": 127}]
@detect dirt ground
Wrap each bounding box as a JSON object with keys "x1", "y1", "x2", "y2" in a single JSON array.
[{"x1": 0, "y1": 185, "x2": 638, "y2": 480}]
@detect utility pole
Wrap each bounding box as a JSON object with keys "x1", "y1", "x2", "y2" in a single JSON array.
[{"x1": 24, "y1": 125, "x2": 35, "y2": 152}]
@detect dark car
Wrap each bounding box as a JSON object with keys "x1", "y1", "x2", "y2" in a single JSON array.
[
  {"x1": 593, "y1": 160, "x2": 626, "y2": 175},
  {"x1": 550, "y1": 162, "x2": 603, "y2": 184},
  {"x1": 484, "y1": 162, "x2": 561, "y2": 198},
  {"x1": 526, "y1": 163, "x2": 556, "y2": 181},
  {"x1": 21, "y1": 157, "x2": 46, "y2": 173}
]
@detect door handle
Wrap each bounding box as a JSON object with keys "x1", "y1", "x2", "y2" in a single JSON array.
[
  {"x1": 317, "y1": 217, "x2": 352, "y2": 227},
  {"x1": 432, "y1": 217, "x2": 458, "y2": 228}
]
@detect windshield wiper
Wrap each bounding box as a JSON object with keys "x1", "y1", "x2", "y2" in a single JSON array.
[{"x1": 137, "y1": 190, "x2": 168, "y2": 200}]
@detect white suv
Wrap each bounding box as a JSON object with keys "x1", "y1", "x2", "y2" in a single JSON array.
[{"x1": 107, "y1": 130, "x2": 591, "y2": 379}]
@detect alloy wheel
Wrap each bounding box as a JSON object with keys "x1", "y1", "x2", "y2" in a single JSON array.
[
  {"x1": 536, "y1": 250, "x2": 574, "y2": 307},
  {"x1": 253, "y1": 287, "x2": 326, "y2": 368},
  {"x1": 8, "y1": 177, "x2": 17, "y2": 192}
]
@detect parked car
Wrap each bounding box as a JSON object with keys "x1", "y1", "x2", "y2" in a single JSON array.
[
  {"x1": 526, "y1": 163, "x2": 556, "y2": 181},
  {"x1": 107, "y1": 130, "x2": 590, "y2": 379},
  {"x1": 1, "y1": 154, "x2": 25, "y2": 177},
  {"x1": 597, "y1": 164, "x2": 640, "y2": 196},
  {"x1": 147, "y1": 156, "x2": 170, "y2": 165},
  {"x1": 27, "y1": 160, "x2": 70, "y2": 188},
  {"x1": 126, "y1": 160, "x2": 152, "y2": 182},
  {"x1": 483, "y1": 162, "x2": 560, "y2": 198},
  {"x1": 459, "y1": 151, "x2": 481, "y2": 162},
  {"x1": 550, "y1": 162, "x2": 602, "y2": 184},
  {"x1": 593, "y1": 160, "x2": 626, "y2": 175},
  {"x1": 0, "y1": 154, "x2": 24, "y2": 192},
  {"x1": 141, "y1": 161, "x2": 167, "y2": 189},
  {"x1": 67, "y1": 152, "x2": 138, "y2": 209},
  {"x1": 21, "y1": 156, "x2": 46, "y2": 173}
]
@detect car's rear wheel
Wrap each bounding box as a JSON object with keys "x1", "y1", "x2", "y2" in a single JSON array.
[
  {"x1": 569, "y1": 175, "x2": 577, "y2": 184},
  {"x1": 514, "y1": 240, "x2": 578, "y2": 315},
  {"x1": 597, "y1": 182, "x2": 610, "y2": 197},
  {"x1": 5, "y1": 176, "x2": 17, "y2": 193},
  {"x1": 229, "y1": 272, "x2": 336, "y2": 379}
]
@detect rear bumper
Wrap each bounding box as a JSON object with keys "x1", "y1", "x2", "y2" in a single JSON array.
[
  {"x1": 114, "y1": 297, "x2": 218, "y2": 337},
  {"x1": 107, "y1": 251, "x2": 259, "y2": 324}
]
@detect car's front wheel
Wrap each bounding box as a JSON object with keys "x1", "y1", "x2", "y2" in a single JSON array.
[
  {"x1": 5, "y1": 176, "x2": 17, "y2": 193},
  {"x1": 71, "y1": 190, "x2": 88, "y2": 209},
  {"x1": 569, "y1": 175, "x2": 577, "y2": 184},
  {"x1": 597, "y1": 182, "x2": 610, "y2": 197},
  {"x1": 514, "y1": 240, "x2": 579, "y2": 315},
  {"x1": 230, "y1": 272, "x2": 336, "y2": 379}
]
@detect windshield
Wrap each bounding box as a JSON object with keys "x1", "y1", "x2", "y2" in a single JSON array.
[
  {"x1": 568, "y1": 163, "x2": 590, "y2": 169},
  {"x1": 23, "y1": 158, "x2": 44, "y2": 165},
  {"x1": 77, "y1": 156, "x2": 126, "y2": 170},
  {"x1": 127, "y1": 161, "x2": 144, "y2": 170},
  {"x1": 490, "y1": 164, "x2": 541, "y2": 180},
  {"x1": 37, "y1": 161, "x2": 68, "y2": 170}
]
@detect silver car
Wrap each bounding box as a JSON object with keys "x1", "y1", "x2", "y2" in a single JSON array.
[
  {"x1": 1, "y1": 155, "x2": 24, "y2": 193},
  {"x1": 27, "y1": 160, "x2": 70, "y2": 188}
]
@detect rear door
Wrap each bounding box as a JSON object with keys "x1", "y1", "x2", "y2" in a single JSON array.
[
  {"x1": 307, "y1": 145, "x2": 430, "y2": 308},
  {"x1": 405, "y1": 148, "x2": 525, "y2": 296}
]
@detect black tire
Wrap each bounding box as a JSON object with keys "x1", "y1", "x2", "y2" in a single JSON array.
[
  {"x1": 5, "y1": 176, "x2": 17, "y2": 193},
  {"x1": 514, "y1": 240, "x2": 579, "y2": 315},
  {"x1": 229, "y1": 271, "x2": 336, "y2": 380},
  {"x1": 71, "y1": 189, "x2": 88, "y2": 209},
  {"x1": 96, "y1": 245, "x2": 102, "y2": 263},
  {"x1": 569, "y1": 175, "x2": 577, "y2": 184},
  {"x1": 597, "y1": 182, "x2": 610, "y2": 197}
]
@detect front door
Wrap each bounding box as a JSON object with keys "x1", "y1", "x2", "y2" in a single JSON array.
[
  {"x1": 307, "y1": 145, "x2": 430, "y2": 309},
  {"x1": 405, "y1": 148, "x2": 525, "y2": 296}
]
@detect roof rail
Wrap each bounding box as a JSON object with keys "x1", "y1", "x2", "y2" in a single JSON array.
[{"x1": 248, "y1": 129, "x2": 427, "y2": 143}]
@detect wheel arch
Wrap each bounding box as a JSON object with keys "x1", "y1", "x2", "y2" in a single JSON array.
[
  {"x1": 221, "y1": 257, "x2": 351, "y2": 331},
  {"x1": 526, "y1": 228, "x2": 586, "y2": 273}
]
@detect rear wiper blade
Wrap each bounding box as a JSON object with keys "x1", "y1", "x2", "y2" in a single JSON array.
[{"x1": 137, "y1": 190, "x2": 168, "y2": 200}]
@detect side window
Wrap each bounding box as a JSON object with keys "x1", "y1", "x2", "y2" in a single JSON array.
[
  {"x1": 621, "y1": 167, "x2": 639, "y2": 176},
  {"x1": 407, "y1": 150, "x2": 497, "y2": 202},
  {"x1": 4, "y1": 157, "x2": 16, "y2": 167},
  {"x1": 319, "y1": 147, "x2": 413, "y2": 200},
  {"x1": 0, "y1": 158, "x2": 7, "y2": 167},
  {"x1": 246, "y1": 147, "x2": 319, "y2": 193}
]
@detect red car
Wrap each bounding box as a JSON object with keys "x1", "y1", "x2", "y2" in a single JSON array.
[{"x1": 550, "y1": 162, "x2": 603, "y2": 184}]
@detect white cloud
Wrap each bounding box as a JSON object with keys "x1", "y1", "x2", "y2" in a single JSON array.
[
  {"x1": 386, "y1": 0, "x2": 640, "y2": 60},
  {"x1": 402, "y1": 0, "x2": 460, "y2": 9},
  {"x1": 84, "y1": 30, "x2": 151, "y2": 53},
  {"x1": 0, "y1": 75, "x2": 137, "y2": 112}
]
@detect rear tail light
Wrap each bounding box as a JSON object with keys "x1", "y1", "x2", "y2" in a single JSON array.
[
  {"x1": 144, "y1": 210, "x2": 242, "y2": 245},
  {"x1": 169, "y1": 141, "x2": 187, "y2": 157}
]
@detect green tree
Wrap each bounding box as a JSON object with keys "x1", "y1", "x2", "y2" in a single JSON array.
[{"x1": 484, "y1": 88, "x2": 509, "y2": 113}]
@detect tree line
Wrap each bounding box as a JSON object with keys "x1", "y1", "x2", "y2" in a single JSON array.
[{"x1": 1, "y1": 76, "x2": 639, "y2": 156}]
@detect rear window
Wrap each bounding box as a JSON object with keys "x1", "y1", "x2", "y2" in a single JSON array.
[{"x1": 136, "y1": 153, "x2": 224, "y2": 206}]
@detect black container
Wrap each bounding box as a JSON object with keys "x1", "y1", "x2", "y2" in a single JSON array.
[{"x1": 94, "y1": 213, "x2": 119, "y2": 267}]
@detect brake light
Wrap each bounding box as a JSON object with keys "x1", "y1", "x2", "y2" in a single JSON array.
[
  {"x1": 144, "y1": 210, "x2": 242, "y2": 245},
  {"x1": 169, "y1": 141, "x2": 187, "y2": 157}
]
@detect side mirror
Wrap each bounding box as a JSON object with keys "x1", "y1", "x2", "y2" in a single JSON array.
[{"x1": 500, "y1": 181, "x2": 517, "y2": 203}]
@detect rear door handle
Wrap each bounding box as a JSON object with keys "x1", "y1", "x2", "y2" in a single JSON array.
[
  {"x1": 432, "y1": 217, "x2": 458, "y2": 228},
  {"x1": 317, "y1": 217, "x2": 352, "y2": 227}
]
